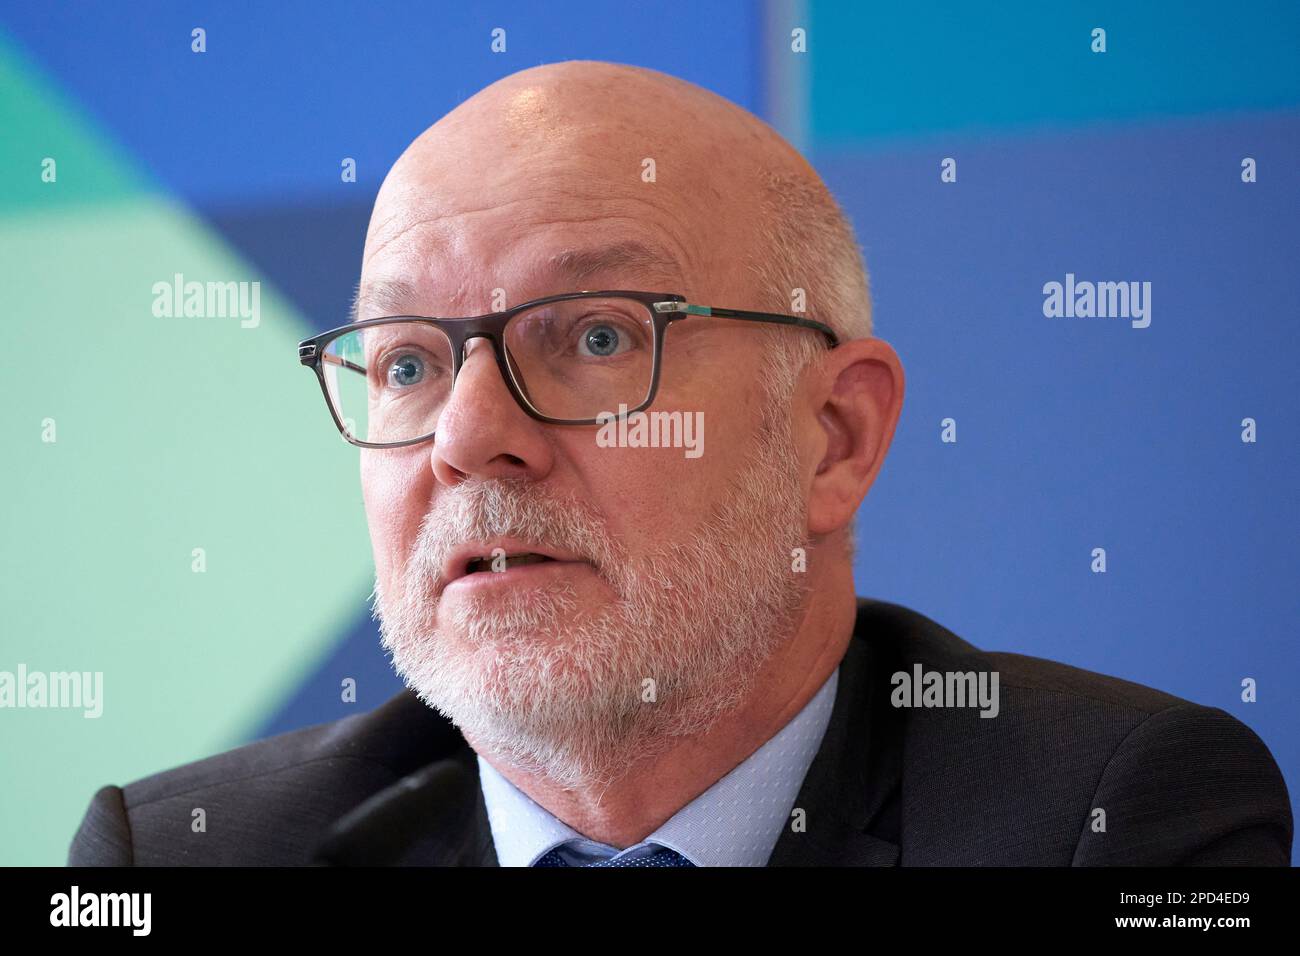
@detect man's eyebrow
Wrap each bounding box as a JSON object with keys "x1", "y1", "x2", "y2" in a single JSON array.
[
  {"x1": 349, "y1": 240, "x2": 686, "y2": 322},
  {"x1": 545, "y1": 240, "x2": 686, "y2": 288},
  {"x1": 350, "y1": 278, "x2": 422, "y2": 323}
]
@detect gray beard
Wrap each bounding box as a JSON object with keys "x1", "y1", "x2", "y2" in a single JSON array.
[{"x1": 374, "y1": 395, "x2": 810, "y2": 791}]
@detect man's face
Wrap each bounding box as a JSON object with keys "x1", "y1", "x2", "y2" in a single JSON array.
[{"x1": 360, "y1": 83, "x2": 818, "y2": 786}]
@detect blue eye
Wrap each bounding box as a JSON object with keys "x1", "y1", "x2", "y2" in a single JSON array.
[
  {"x1": 581, "y1": 324, "x2": 623, "y2": 357},
  {"x1": 387, "y1": 354, "x2": 425, "y2": 388}
]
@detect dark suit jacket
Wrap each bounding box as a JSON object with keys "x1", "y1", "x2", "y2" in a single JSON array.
[{"x1": 68, "y1": 597, "x2": 1293, "y2": 865}]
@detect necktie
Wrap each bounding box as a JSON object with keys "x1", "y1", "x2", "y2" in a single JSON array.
[{"x1": 534, "y1": 842, "x2": 696, "y2": 867}]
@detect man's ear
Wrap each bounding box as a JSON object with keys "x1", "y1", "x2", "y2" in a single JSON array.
[{"x1": 806, "y1": 337, "x2": 904, "y2": 537}]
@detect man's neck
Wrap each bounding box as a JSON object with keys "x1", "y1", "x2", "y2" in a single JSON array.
[{"x1": 472, "y1": 584, "x2": 858, "y2": 849}]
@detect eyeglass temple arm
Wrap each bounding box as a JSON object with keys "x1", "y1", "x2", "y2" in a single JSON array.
[
  {"x1": 308, "y1": 350, "x2": 366, "y2": 375},
  {"x1": 653, "y1": 301, "x2": 839, "y2": 347}
]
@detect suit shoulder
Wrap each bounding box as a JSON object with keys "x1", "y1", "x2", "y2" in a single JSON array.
[
  {"x1": 121, "y1": 689, "x2": 455, "y2": 808},
  {"x1": 1073, "y1": 701, "x2": 1293, "y2": 863},
  {"x1": 69, "y1": 690, "x2": 462, "y2": 865},
  {"x1": 854, "y1": 597, "x2": 1292, "y2": 864},
  {"x1": 856, "y1": 596, "x2": 1186, "y2": 716},
  {"x1": 68, "y1": 784, "x2": 132, "y2": 866}
]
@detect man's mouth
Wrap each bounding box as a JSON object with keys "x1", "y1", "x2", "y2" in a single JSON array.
[
  {"x1": 463, "y1": 553, "x2": 555, "y2": 575},
  {"x1": 440, "y1": 539, "x2": 592, "y2": 594},
  {"x1": 436, "y1": 538, "x2": 598, "y2": 598}
]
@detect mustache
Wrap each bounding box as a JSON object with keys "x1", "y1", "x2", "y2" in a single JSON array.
[{"x1": 409, "y1": 477, "x2": 623, "y2": 592}]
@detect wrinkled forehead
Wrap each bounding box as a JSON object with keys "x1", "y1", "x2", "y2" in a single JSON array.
[
  {"x1": 358, "y1": 171, "x2": 715, "y2": 320},
  {"x1": 355, "y1": 235, "x2": 695, "y2": 322}
]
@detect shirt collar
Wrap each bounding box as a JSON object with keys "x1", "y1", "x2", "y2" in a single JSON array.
[{"x1": 478, "y1": 665, "x2": 839, "y2": 867}]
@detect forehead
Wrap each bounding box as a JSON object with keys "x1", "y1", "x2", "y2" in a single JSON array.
[
  {"x1": 358, "y1": 127, "x2": 734, "y2": 317},
  {"x1": 355, "y1": 233, "x2": 692, "y2": 320}
]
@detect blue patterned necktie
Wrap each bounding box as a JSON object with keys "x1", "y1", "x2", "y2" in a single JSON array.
[{"x1": 534, "y1": 842, "x2": 695, "y2": 867}]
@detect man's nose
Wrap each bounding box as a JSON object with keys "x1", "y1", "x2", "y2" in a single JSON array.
[{"x1": 429, "y1": 336, "x2": 553, "y2": 485}]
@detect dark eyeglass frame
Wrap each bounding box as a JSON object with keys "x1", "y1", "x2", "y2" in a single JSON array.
[{"x1": 298, "y1": 289, "x2": 840, "y2": 448}]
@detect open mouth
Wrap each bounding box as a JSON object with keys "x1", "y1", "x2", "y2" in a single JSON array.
[{"x1": 463, "y1": 553, "x2": 556, "y2": 575}]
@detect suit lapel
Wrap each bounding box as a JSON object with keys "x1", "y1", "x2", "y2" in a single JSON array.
[
  {"x1": 768, "y1": 600, "x2": 903, "y2": 866},
  {"x1": 312, "y1": 746, "x2": 497, "y2": 866}
]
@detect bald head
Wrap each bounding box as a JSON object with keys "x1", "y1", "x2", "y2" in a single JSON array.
[{"x1": 362, "y1": 60, "x2": 869, "y2": 351}]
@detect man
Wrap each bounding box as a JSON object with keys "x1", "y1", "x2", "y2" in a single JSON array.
[{"x1": 70, "y1": 61, "x2": 1291, "y2": 867}]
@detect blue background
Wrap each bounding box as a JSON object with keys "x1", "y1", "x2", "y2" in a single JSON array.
[{"x1": 1, "y1": 1, "x2": 1295, "y2": 864}]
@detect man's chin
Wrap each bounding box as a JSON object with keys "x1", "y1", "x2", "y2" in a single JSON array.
[
  {"x1": 398, "y1": 645, "x2": 661, "y2": 787},
  {"x1": 436, "y1": 583, "x2": 598, "y2": 645}
]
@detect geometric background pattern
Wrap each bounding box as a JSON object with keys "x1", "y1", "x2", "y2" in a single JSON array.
[{"x1": 1, "y1": 1, "x2": 1296, "y2": 864}]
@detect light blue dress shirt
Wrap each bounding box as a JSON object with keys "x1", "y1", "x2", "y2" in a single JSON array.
[{"x1": 478, "y1": 665, "x2": 839, "y2": 867}]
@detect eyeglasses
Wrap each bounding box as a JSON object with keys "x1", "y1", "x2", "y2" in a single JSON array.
[{"x1": 298, "y1": 289, "x2": 839, "y2": 448}]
